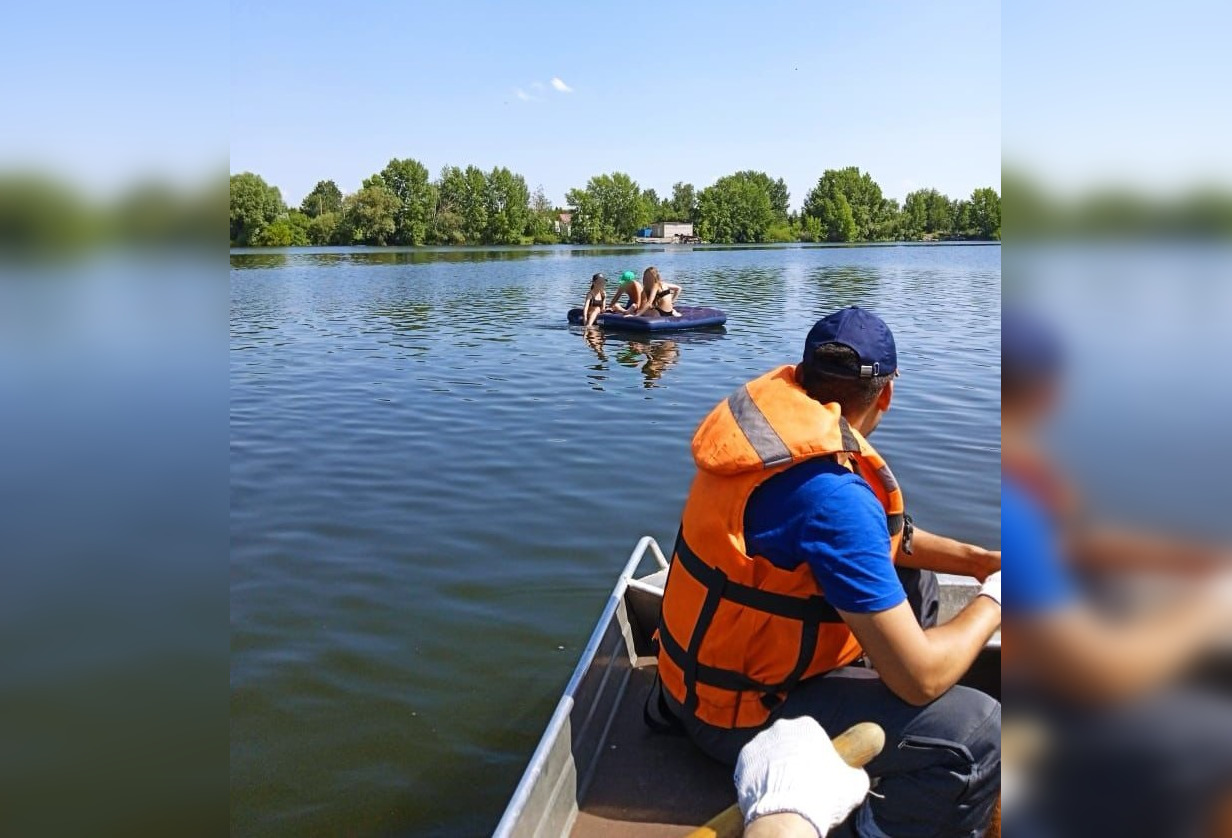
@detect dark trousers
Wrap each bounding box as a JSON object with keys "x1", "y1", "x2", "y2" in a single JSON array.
[
  {"x1": 664, "y1": 568, "x2": 1001, "y2": 838},
  {"x1": 1012, "y1": 686, "x2": 1232, "y2": 838}
]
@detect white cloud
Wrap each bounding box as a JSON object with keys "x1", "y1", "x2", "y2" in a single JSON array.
[{"x1": 513, "y1": 78, "x2": 570, "y2": 101}]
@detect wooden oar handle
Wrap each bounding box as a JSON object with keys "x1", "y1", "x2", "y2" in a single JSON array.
[
  {"x1": 684, "y1": 722, "x2": 884, "y2": 838},
  {"x1": 826, "y1": 722, "x2": 885, "y2": 769}
]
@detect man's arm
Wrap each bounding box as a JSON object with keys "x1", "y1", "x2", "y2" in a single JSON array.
[
  {"x1": 1003, "y1": 480, "x2": 1232, "y2": 702},
  {"x1": 1069, "y1": 525, "x2": 1225, "y2": 575},
  {"x1": 1013, "y1": 584, "x2": 1231, "y2": 703},
  {"x1": 746, "y1": 813, "x2": 816, "y2": 838},
  {"x1": 840, "y1": 590, "x2": 1001, "y2": 706},
  {"x1": 778, "y1": 478, "x2": 999, "y2": 706},
  {"x1": 897, "y1": 525, "x2": 999, "y2": 581}
]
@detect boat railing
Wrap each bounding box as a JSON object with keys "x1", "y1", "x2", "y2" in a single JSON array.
[
  {"x1": 493, "y1": 537, "x2": 1001, "y2": 837},
  {"x1": 492, "y1": 536, "x2": 669, "y2": 838}
]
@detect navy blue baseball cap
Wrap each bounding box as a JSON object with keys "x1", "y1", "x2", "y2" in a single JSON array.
[
  {"x1": 802, "y1": 306, "x2": 897, "y2": 378},
  {"x1": 1003, "y1": 308, "x2": 1064, "y2": 382}
]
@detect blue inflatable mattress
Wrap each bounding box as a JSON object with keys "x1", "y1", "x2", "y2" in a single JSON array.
[{"x1": 567, "y1": 305, "x2": 727, "y2": 331}]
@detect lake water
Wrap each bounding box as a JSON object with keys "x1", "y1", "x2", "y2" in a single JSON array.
[{"x1": 229, "y1": 243, "x2": 1001, "y2": 836}]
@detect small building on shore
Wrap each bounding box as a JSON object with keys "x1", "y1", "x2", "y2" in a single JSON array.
[
  {"x1": 554, "y1": 211, "x2": 572, "y2": 238},
  {"x1": 651, "y1": 221, "x2": 694, "y2": 239}
]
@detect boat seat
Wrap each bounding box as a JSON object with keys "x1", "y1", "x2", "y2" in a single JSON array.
[{"x1": 571, "y1": 664, "x2": 735, "y2": 838}]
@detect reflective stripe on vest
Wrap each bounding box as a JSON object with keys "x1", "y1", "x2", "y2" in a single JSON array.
[{"x1": 726, "y1": 381, "x2": 903, "y2": 538}]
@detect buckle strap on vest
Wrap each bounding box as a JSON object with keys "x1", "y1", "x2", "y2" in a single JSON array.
[
  {"x1": 899, "y1": 512, "x2": 914, "y2": 554},
  {"x1": 887, "y1": 512, "x2": 905, "y2": 537},
  {"x1": 660, "y1": 530, "x2": 847, "y2": 710},
  {"x1": 771, "y1": 615, "x2": 822, "y2": 711},
  {"x1": 675, "y1": 536, "x2": 845, "y2": 624},
  {"x1": 658, "y1": 619, "x2": 782, "y2": 694},
  {"x1": 658, "y1": 603, "x2": 830, "y2": 705},
  {"x1": 681, "y1": 560, "x2": 727, "y2": 715}
]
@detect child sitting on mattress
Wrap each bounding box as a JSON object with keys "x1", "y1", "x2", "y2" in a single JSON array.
[
  {"x1": 607, "y1": 270, "x2": 642, "y2": 313},
  {"x1": 581, "y1": 273, "x2": 608, "y2": 327},
  {"x1": 633, "y1": 267, "x2": 682, "y2": 318}
]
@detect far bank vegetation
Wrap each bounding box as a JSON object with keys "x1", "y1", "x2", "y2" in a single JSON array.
[{"x1": 229, "y1": 161, "x2": 1001, "y2": 248}]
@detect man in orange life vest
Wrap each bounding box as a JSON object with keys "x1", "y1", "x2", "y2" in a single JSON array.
[{"x1": 653, "y1": 307, "x2": 1002, "y2": 837}]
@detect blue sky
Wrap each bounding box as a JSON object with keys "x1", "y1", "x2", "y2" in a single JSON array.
[
  {"x1": 1004, "y1": 0, "x2": 1232, "y2": 195},
  {"x1": 7, "y1": 1, "x2": 1230, "y2": 204},
  {"x1": 231, "y1": 0, "x2": 1001, "y2": 208},
  {"x1": 1, "y1": 0, "x2": 225, "y2": 195}
]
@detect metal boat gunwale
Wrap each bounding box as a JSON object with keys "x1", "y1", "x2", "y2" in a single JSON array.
[
  {"x1": 493, "y1": 537, "x2": 669, "y2": 838},
  {"x1": 494, "y1": 536, "x2": 1000, "y2": 838}
]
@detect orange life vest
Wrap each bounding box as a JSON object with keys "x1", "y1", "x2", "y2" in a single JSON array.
[{"x1": 656, "y1": 364, "x2": 906, "y2": 729}]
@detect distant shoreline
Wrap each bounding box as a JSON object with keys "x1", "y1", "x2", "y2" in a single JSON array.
[
  {"x1": 231, "y1": 167, "x2": 1000, "y2": 248},
  {"x1": 230, "y1": 240, "x2": 1002, "y2": 254}
]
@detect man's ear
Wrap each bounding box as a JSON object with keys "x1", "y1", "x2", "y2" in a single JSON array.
[{"x1": 876, "y1": 379, "x2": 894, "y2": 411}]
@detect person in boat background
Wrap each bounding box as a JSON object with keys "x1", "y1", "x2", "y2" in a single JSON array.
[
  {"x1": 652, "y1": 306, "x2": 1001, "y2": 837},
  {"x1": 580, "y1": 273, "x2": 607, "y2": 327},
  {"x1": 607, "y1": 270, "x2": 642, "y2": 313},
  {"x1": 633, "y1": 266, "x2": 683, "y2": 318},
  {"x1": 1000, "y1": 307, "x2": 1232, "y2": 838}
]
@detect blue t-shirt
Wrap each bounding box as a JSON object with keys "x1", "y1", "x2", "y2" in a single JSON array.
[
  {"x1": 744, "y1": 458, "x2": 906, "y2": 614},
  {"x1": 1001, "y1": 480, "x2": 1076, "y2": 615}
]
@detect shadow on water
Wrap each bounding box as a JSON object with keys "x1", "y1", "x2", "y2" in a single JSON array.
[
  {"x1": 580, "y1": 327, "x2": 726, "y2": 390},
  {"x1": 621, "y1": 339, "x2": 681, "y2": 389},
  {"x1": 229, "y1": 243, "x2": 1003, "y2": 272},
  {"x1": 371, "y1": 285, "x2": 533, "y2": 348},
  {"x1": 688, "y1": 244, "x2": 796, "y2": 253},
  {"x1": 373, "y1": 301, "x2": 433, "y2": 332},
  {"x1": 230, "y1": 252, "x2": 290, "y2": 270},
  {"x1": 804, "y1": 265, "x2": 883, "y2": 311},
  {"x1": 230, "y1": 244, "x2": 700, "y2": 269},
  {"x1": 689, "y1": 267, "x2": 786, "y2": 317}
]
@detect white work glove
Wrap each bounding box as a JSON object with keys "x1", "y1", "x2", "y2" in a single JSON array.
[
  {"x1": 735, "y1": 717, "x2": 870, "y2": 837},
  {"x1": 979, "y1": 570, "x2": 1001, "y2": 607}
]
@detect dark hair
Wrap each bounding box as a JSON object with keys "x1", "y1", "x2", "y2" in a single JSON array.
[
  {"x1": 1003, "y1": 366, "x2": 1061, "y2": 408},
  {"x1": 799, "y1": 343, "x2": 892, "y2": 412},
  {"x1": 1002, "y1": 310, "x2": 1064, "y2": 403}
]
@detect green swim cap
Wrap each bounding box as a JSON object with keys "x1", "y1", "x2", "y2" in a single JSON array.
[{"x1": 621, "y1": 270, "x2": 636, "y2": 282}]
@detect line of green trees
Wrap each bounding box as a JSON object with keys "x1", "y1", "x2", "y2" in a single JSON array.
[
  {"x1": 1002, "y1": 170, "x2": 1232, "y2": 239},
  {"x1": 230, "y1": 161, "x2": 1001, "y2": 247},
  {"x1": 566, "y1": 169, "x2": 999, "y2": 243},
  {"x1": 230, "y1": 160, "x2": 560, "y2": 247}
]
